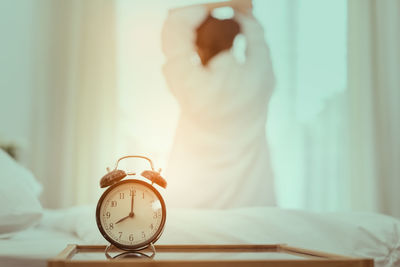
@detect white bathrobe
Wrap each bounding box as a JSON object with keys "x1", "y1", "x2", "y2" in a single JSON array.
[{"x1": 162, "y1": 6, "x2": 276, "y2": 209}]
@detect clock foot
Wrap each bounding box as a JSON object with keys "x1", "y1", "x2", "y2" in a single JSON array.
[{"x1": 104, "y1": 243, "x2": 156, "y2": 260}]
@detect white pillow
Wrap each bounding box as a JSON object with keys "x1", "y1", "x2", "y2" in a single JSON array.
[{"x1": 0, "y1": 149, "x2": 43, "y2": 237}]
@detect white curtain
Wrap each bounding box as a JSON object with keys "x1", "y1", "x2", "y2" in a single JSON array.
[
  {"x1": 30, "y1": 0, "x2": 118, "y2": 208},
  {"x1": 257, "y1": 0, "x2": 400, "y2": 217},
  {"x1": 347, "y1": 0, "x2": 400, "y2": 217},
  {"x1": 253, "y1": 0, "x2": 350, "y2": 211}
]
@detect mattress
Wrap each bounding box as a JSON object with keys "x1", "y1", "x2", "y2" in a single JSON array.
[{"x1": 1, "y1": 207, "x2": 399, "y2": 267}]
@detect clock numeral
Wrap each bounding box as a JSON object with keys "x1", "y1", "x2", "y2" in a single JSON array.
[
  {"x1": 111, "y1": 201, "x2": 117, "y2": 207},
  {"x1": 129, "y1": 234, "x2": 134, "y2": 241},
  {"x1": 119, "y1": 193, "x2": 124, "y2": 199},
  {"x1": 118, "y1": 232, "x2": 122, "y2": 239},
  {"x1": 141, "y1": 231, "x2": 145, "y2": 239},
  {"x1": 129, "y1": 189, "x2": 136, "y2": 196},
  {"x1": 142, "y1": 192, "x2": 145, "y2": 199},
  {"x1": 150, "y1": 224, "x2": 154, "y2": 230},
  {"x1": 153, "y1": 210, "x2": 161, "y2": 219},
  {"x1": 109, "y1": 223, "x2": 114, "y2": 230},
  {"x1": 106, "y1": 212, "x2": 111, "y2": 219}
]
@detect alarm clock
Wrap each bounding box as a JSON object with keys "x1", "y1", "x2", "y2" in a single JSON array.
[{"x1": 96, "y1": 155, "x2": 167, "y2": 254}]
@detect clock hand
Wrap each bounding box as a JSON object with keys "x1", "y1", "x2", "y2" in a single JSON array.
[
  {"x1": 115, "y1": 214, "x2": 130, "y2": 224},
  {"x1": 130, "y1": 190, "x2": 134, "y2": 214},
  {"x1": 128, "y1": 189, "x2": 135, "y2": 219},
  {"x1": 115, "y1": 190, "x2": 136, "y2": 225},
  {"x1": 115, "y1": 192, "x2": 135, "y2": 225}
]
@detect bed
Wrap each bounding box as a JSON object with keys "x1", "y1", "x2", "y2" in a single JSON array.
[
  {"x1": 1, "y1": 206, "x2": 399, "y2": 267},
  {"x1": 1, "y1": 147, "x2": 399, "y2": 267}
]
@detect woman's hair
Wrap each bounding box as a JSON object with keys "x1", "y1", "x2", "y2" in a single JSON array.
[{"x1": 195, "y1": 14, "x2": 240, "y2": 66}]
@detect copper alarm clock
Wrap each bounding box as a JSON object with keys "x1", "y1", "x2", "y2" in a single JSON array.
[{"x1": 96, "y1": 155, "x2": 167, "y2": 254}]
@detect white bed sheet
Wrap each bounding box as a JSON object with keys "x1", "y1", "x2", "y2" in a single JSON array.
[{"x1": 1, "y1": 207, "x2": 399, "y2": 267}]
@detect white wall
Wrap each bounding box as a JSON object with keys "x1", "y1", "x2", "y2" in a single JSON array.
[{"x1": 0, "y1": 0, "x2": 35, "y2": 163}]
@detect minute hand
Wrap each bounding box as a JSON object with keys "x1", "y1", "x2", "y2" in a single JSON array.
[{"x1": 131, "y1": 191, "x2": 134, "y2": 213}]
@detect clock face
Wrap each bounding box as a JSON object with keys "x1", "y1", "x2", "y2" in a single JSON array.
[{"x1": 96, "y1": 179, "x2": 166, "y2": 250}]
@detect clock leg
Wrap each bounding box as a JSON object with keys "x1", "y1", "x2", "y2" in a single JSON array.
[
  {"x1": 149, "y1": 242, "x2": 156, "y2": 259},
  {"x1": 104, "y1": 244, "x2": 114, "y2": 259}
]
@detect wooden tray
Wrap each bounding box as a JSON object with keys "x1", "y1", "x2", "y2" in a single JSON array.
[{"x1": 48, "y1": 244, "x2": 374, "y2": 267}]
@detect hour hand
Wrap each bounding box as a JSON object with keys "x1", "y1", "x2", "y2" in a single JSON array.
[{"x1": 115, "y1": 215, "x2": 130, "y2": 224}]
